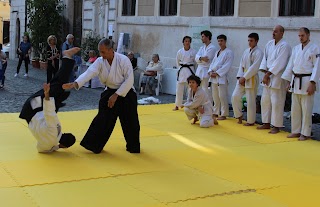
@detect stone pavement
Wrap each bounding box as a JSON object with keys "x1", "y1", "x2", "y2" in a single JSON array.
[
  {"x1": 1, "y1": 59, "x2": 320, "y2": 140},
  {"x1": 0, "y1": 59, "x2": 176, "y2": 113}
]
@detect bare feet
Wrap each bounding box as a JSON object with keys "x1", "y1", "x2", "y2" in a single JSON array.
[
  {"x1": 63, "y1": 47, "x2": 81, "y2": 58},
  {"x1": 237, "y1": 116, "x2": 243, "y2": 124},
  {"x1": 257, "y1": 124, "x2": 270, "y2": 130},
  {"x1": 287, "y1": 133, "x2": 300, "y2": 138},
  {"x1": 298, "y1": 135, "x2": 309, "y2": 141},
  {"x1": 172, "y1": 106, "x2": 179, "y2": 111},
  {"x1": 192, "y1": 116, "x2": 199, "y2": 124},
  {"x1": 243, "y1": 123, "x2": 254, "y2": 126},
  {"x1": 217, "y1": 116, "x2": 226, "y2": 120},
  {"x1": 269, "y1": 127, "x2": 280, "y2": 134},
  {"x1": 213, "y1": 116, "x2": 218, "y2": 125}
]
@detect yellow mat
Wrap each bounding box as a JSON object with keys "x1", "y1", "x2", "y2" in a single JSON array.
[{"x1": 1, "y1": 104, "x2": 320, "y2": 207}]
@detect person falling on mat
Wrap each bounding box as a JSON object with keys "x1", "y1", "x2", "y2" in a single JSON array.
[{"x1": 19, "y1": 47, "x2": 80, "y2": 152}]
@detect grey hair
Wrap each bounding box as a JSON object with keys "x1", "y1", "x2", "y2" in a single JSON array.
[
  {"x1": 98, "y1": 38, "x2": 114, "y2": 49},
  {"x1": 66, "y1": 34, "x2": 74, "y2": 40},
  {"x1": 152, "y1": 54, "x2": 160, "y2": 60}
]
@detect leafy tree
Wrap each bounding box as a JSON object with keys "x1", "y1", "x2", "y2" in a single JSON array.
[
  {"x1": 81, "y1": 32, "x2": 102, "y2": 62},
  {"x1": 26, "y1": 0, "x2": 65, "y2": 60}
]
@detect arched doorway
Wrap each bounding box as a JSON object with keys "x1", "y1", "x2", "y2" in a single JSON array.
[{"x1": 15, "y1": 18, "x2": 20, "y2": 58}]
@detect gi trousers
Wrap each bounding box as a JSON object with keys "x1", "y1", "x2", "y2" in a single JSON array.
[
  {"x1": 175, "y1": 82, "x2": 188, "y2": 107},
  {"x1": 232, "y1": 84, "x2": 257, "y2": 124},
  {"x1": 80, "y1": 88, "x2": 140, "y2": 154},
  {"x1": 261, "y1": 85, "x2": 286, "y2": 128},
  {"x1": 212, "y1": 83, "x2": 229, "y2": 117},
  {"x1": 19, "y1": 58, "x2": 75, "y2": 123},
  {"x1": 291, "y1": 93, "x2": 314, "y2": 136}
]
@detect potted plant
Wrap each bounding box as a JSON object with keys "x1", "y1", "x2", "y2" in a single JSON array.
[
  {"x1": 27, "y1": 0, "x2": 65, "y2": 67},
  {"x1": 31, "y1": 56, "x2": 40, "y2": 68},
  {"x1": 81, "y1": 32, "x2": 101, "y2": 62}
]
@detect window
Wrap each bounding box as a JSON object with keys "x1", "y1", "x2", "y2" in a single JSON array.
[
  {"x1": 210, "y1": 0, "x2": 234, "y2": 16},
  {"x1": 279, "y1": 0, "x2": 315, "y2": 16},
  {"x1": 160, "y1": 0, "x2": 177, "y2": 16},
  {"x1": 122, "y1": 0, "x2": 136, "y2": 16}
]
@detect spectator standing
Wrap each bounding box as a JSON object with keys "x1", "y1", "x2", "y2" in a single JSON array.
[{"x1": 15, "y1": 35, "x2": 32, "y2": 77}]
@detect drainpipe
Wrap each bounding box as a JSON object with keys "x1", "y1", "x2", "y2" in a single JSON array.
[
  {"x1": 103, "y1": 0, "x2": 109, "y2": 38},
  {"x1": 25, "y1": 1, "x2": 27, "y2": 32}
]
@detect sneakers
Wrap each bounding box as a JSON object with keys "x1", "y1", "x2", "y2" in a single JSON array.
[
  {"x1": 0, "y1": 84, "x2": 3, "y2": 89},
  {"x1": 24, "y1": 73, "x2": 28, "y2": 77},
  {"x1": 14, "y1": 73, "x2": 18, "y2": 77}
]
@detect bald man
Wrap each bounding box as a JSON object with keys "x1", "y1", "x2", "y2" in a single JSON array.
[{"x1": 258, "y1": 25, "x2": 292, "y2": 134}]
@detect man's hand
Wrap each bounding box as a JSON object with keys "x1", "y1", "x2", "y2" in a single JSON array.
[
  {"x1": 62, "y1": 82, "x2": 78, "y2": 90},
  {"x1": 262, "y1": 73, "x2": 271, "y2": 86},
  {"x1": 198, "y1": 106, "x2": 204, "y2": 114},
  {"x1": 201, "y1": 56, "x2": 209, "y2": 62},
  {"x1": 210, "y1": 72, "x2": 218, "y2": 78},
  {"x1": 286, "y1": 81, "x2": 291, "y2": 92},
  {"x1": 43, "y1": 83, "x2": 50, "y2": 100},
  {"x1": 307, "y1": 81, "x2": 316, "y2": 95},
  {"x1": 238, "y1": 77, "x2": 246, "y2": 86},
  {"x1": 108, "y1": 93, "x2": 119, "y2": 108}
]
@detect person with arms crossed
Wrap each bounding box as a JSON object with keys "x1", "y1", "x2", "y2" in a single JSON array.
[
  {"x1": 195, "y1": 30, "x2": 217, "y2": 96},
  {"x1": 281, "y1": 27, "x2": 320, "y2": 141},
  {"x1": 231, "y1": 33, "x2": 263, "y2": 125}
]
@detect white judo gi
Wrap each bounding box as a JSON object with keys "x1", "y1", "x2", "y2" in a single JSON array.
[
  {"x1": 184, "y1": 87, "x2": 214, "y2": 128},
  {"x1": 232, "y1": 46, "x2": 263, "y2": 123},
  {"x1": 208, "y1": 48, "x2": 234, "y2": 117},
  {"x1": 195, "y1": 43, "x2": 217, "y2": 95},
  {"x1": 175, "y1": 47, "x2": 197, "y2": 107},
  {"x1": 259, "y1": 39, "x2": 291, "y2": 127},
  {"x1": 281, "y1": 42, "x2": 320, "y2": 136},
  {"x1": 28, "y1": 97, "x2": 61, "y2": 153}
]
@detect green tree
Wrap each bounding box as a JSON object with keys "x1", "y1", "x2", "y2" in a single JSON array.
[{"x1": 26, "y1": 0, "x2": 65, "y2": 60}]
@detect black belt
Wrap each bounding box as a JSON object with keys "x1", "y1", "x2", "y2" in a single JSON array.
[
  {"x1": 177, "y1": 64, "x2": 194, "y2": 81},
  {"x1": 292, "y1": 73, "x2": 312, "y2": 90}
]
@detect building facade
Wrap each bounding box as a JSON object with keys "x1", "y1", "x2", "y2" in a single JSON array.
[
  {"x1": 113, "y1": 0, "x2": 320, "y2": 112},
  {"x1": 82, "y1": 0, "x2": 117, "y2": 39},
  {"x1": 0, "y1": 0, "x2": 10, "y2": 44}
]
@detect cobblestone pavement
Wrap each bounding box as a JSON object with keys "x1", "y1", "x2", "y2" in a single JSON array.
[
  {"x1": 1, "y1": 59, "x2": 319, "y2": 140},
  {"x1": 0, "y1": 59, "x2": 175, "y2": 113}
]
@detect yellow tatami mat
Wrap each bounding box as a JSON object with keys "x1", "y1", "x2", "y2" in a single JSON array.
[{"x1": 1, "y1": 104, "x2": 320, "y2": 207}]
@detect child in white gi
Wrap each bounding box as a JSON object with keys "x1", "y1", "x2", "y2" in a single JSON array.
[{"x1": 184, "y1": 75, "x2": 218, "y2": 127}]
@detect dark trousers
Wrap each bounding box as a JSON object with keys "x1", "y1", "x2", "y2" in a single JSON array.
[
  {"x1": 80, "y1": 88, "x2": 140, "y2": 154},
  {"x1": 47, "y1": 59, "x2": 59, "y2": 83},
  {"x1": 0, "y1": 62, "x2": 7, "y2": 85},
  {"x1": 17, "y1": 56, "x2": 29, "y2": 74},
  {"x1": 19, "y1": 58, "x2": 75, "y2": 123}
]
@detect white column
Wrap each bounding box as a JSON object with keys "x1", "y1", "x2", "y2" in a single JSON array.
[
  {"x1": 177, "y1": 0, "x2": 181, "y2": 16},
  {"x1": 271, "y1": 0, "x2": 279, "y2": 17},
  {"x1": 104, "y1": 0, "x2": 110, "y2": 38},
  {"x1": 234, "y1": 0, "x2": 239, "y2": 17},
  {"x1": 315, "y1": 0, "x2": 320, "y2": 18},
  {"x1": 203, "y1": 0, "x2": 209, "y2": 16},
  {"x1": 118, "y1": 0, "x2": 123, "y2": 17},
  {"x1": 135, "y1": 0, "x2": 139, "y2": 16},
  {"x1": 154, "y1": 0, "x2": 160, "y2": 16},
  {"x1": 92, "y1": 0, "x2": 97, "y2": 33}
]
